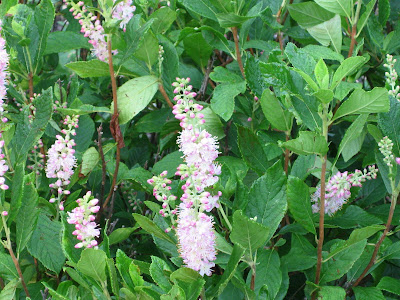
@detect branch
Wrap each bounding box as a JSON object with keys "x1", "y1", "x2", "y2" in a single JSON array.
[
  {"x1": 231, "y1": 27, "x2": 245, "y2": 79},
  {"x1": 158, "y1": 83, "x2": 174, "y2": 109},
  {"x1": 103, "y1": 38, "x2": 124, "y2": 211}
]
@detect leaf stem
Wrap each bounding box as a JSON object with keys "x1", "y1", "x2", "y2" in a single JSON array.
[
  {"x1": 231, "y1": 27, "x2": 245, "y2": 80},
  {"x1": 158, "y1": 83, "x2": 174, "y2": 109},
  {"x1": 218, "y1": 205, "x2": 232, "y2": 231},
  {"x1": 1, "y1": 214, "x2": 30, "y2": 297},
  {"x1": 348, "y1": 0, "x2": 362, "y2": 58}
]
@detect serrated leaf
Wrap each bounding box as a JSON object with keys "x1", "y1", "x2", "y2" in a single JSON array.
[
  {"x1": 333, "y1": 87, "x2": 389, "y2": 120},
  {"x1": 307, "y1": 15, "x2": 342, "y2": 53},
  {"x1": 287, "y1": 177, "x2": 316, "y2": 234},
  {"x1": 330, "y1": 56, "x2": 367, "y2": 90},
  {"x1": 281, "y1": 131, "x2": 328, "y2": 156},
  {"x1": 132, "y1": 213, "x2": 175, "y2": 243},
  {"x1": 246, "y1": 162, "x2": 287, "y2": 242},
  {"x1": 230, "y1": 210, "x2": 269, "y2": 252},
  {"x1": 150, "y1": 256, "x2": 172, "y2": 292},
  {"x1": 66, "y1": 60, "x2": 110, "y2": 78},
  {"x1": 314, "y1": 0, "x2": 352, "y2": 19},
  {"x1": 288, "y1": 2, "x2": 335, "y2": 28},
  {"x1": 77, "y1": 248, "x2": 107, "y2": 283},
  {"x1": 81, "y1": 147, "x2": 100, "y2": 176},
  {"x1": 112, "y1": 75, "x2": 159, "y2": 125},
  {"x1": 377, "y1": 277, "x2": 400, "y2": 296},
  {"x1": 260, "y1": 89, "x2": 292, "y2": 131},
  {"x1": 27, "y1": 214, "x2": 66, "y2": 273}
]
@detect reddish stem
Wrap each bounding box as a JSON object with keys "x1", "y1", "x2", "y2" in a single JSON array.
[{"x1": 232, "y1": 27, "x2": 245, "y2": 80}]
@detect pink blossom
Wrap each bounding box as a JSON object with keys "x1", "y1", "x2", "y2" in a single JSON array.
[
  {"x1": 176, "y1": 207, "x2": 217, "y2": 276},
  {"x1": 67, "y1": 192, "x2": 100, "y2": 249},
  {"x1": 112, "y1": 0, "x2": 136, "y2": 31}
]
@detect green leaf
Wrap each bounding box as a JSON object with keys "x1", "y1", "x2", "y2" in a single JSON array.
[
  {"x1": 330, "y1": 56, "x2": 367, "y2": 90},
  {"x1": 32, "y1": 0, "x2": 54, "y2": 72},
  {"x1": 293, "y1": 69, "x2": 319, "y2": 92},
  {"x1": 134, "y1": 31, "x2": 159, "y2": 67},
  {"x1": 210, "y1": 67, "x2": 246, "y2": 121},
  {"x1": 336, "y1": 114, "x2": 368, "y2": 162},
  {"x1": 61, "y1": 212, "x2": 82, "y2": 264},
  {"x1": 249, "y1": 249, "x2": 281, "y2": 299},
  {"x1": 16, "y1": 175, "x2": 39, "y2": 254},
  {"x1": 0, "y1": 0, "x2": 17, "y2": 17},
  {"x1": 285, "y1": 42, "x2": 316, "y2": 76},
  {"x1": 287, "y1": 177, "x2": 316, "y2": 234},
  {"x1": 318, "y1": 286, "x2": 346, "y2": 300},
  {"x1": 0, "y1": 279, "x2": 18, "y2": 300},
  {"x1": 57, "y1": 104, "x2": 111, "y2": 116},
  {"x1": 8, "y1": 162, "x2": 25, "y2": 223},
  {"x1": 282, "y1": 234, "x2": 317, "y2": 272},
  {"x1": 237, "y1": 125, "x2": 271, "y2": 175},
  {"x1": 113, "y1": 75, "x2": 159, "y2": 125},
  {"x1": 209, "y1": 244, "x2": 244, "y2": 297},
  {"x1": 216, "y1": 13, "x2": 254, "y2": 28},
  {"x1": 333, "y1": 87, "x2": 389, "y2": 120},
  {"x1": 183, "y1": 33, "x2": 213, "y2": 67},
  {"x1": 307, "y1": 15, "x2": 342, "y2": 53},
  {"x1": 246, "y1": 162, "x2": 287, "y2": 243},
  {"x1": 353, "y1": 287, "x2": 385, "y2": 300},
  {"x1": 303, "y1": 44, "x2": 344, "y2": 62},
  {"x1": 211, "y1": 81, "x2": 246, "y2": 121},
  {"x1": 11, "y1": 88, "x2": 53, "y2": 163},
  {"x1": 27, "y1": 214, "x2": 66, "y2": 273},
  {"x1": 202, "y1": 107, "x2": 225, "y2": 139},
  {"x1": 260, "y1": 89, "x2": 292, "y2": 131},
  {"x1": 109, "y1": 227, "x2": 136, "y2": 245},
  {"x1": 288, "y1": 2, "x2": 335, "y2": 28},
  {"x1": 170, "y1": 268, "x2": 205, "y2": 300},
  {"x1": 0, "y1": 253, "x2": 18, "y2": 280},
  {"x1": 182, "y1": 0, "x2": 221, "y2": 21},
  {"x1": 325, "y1": 206, "x2": 383, "y2": 229},
  {"x1": 118, "y1": 15, "x2": 154, "y2": 65},
  {"x1": 132, "y1": 213, "x2": 175, "y2": 243},
  {"x1": 149, "y1": 256, "x2": 172, "y2": 292},
  {"x1": 378, "y1": 0, "x2": 390, "y2": 26},
  {"x1": 81, "y1": 147, "x2": 100, "y2": 176},
  {"x1": 313, "y1": 89, "x2": 334, "y2": 104},
  {"x1": 281, "y1": 131, "x2": 328, "y2": 156},
  {"x1": 378, "y1": 97, "x2": 400, "y2": 155},
  {"x1": 321, "y1": 239, "x2": 367, "y2": 283},
  {"x1": 77, "y1": 248, "x2": 107, "y2": 283},
  {"x1": 150, "y1": 7, "x2": 177, "y2": 34},
  {"x1": 326, "y1": 225, "x2": 384, "y2": 260},
  {"x1": 357, "y1": 0, "x2": 377, "y2": 36},
  {"x1": 377, "y1": 277, "x2": 400, "y2": 296},
  {"x1": 44, "y1": 31, "x2": 90, "y2": 54},
  {"x1": 230, "y1": 210, "x2": 270, "y2": 252},
  {"x1": 66, "y1": 60, "x2": 110, "y2": 78},
  {"x1": 315, "y1": 0, "x2": 352, "y2": 19},
  {"x1": 152, "y1": 151, "x2": 184, "y2": 178},
  {"x1": 314, "y1": 59, "x2": 329, "y2": 89}
]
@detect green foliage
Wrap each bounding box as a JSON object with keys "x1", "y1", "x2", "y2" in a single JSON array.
[{"x1": 2, "y1": 0, "x2": 400, "y2": 298}]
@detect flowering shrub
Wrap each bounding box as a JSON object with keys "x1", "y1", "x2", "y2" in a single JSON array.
[{"x1": 1, "y1": 1, "x2": 400, "y2": 299}]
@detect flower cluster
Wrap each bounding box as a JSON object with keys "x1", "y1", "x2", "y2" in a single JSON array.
[
  {"x1": 148, "y1": 171, "x2": 178, "y2": 228},
  {"x1": 0, "y1": 20, "x2": 8, "y2": 125},
  {"x1": 67, "y1": 191, "x2": 100, "y2": 249},
  {"x1": 312, "y1": 166, "x2": 378, "y2": 216},
  {"x1": 112, "y1": 0, "x2": 136, "y2": 31},
  {"x1": 379, "y1": 136, "x2": 395, "y2": 167},
  {"x1": 176, "y1": 209, "x2": 217, "y2": 276},
  {"x1": 65, "y1": 0, "x2": 109, "y2": 61},
  {"x1": 384, "y1": 54, "x2": 400, "y2": 101},
  {"x1": 0, "y1": 21, "x2": 9, "y2": 190},
  {"x1": 150, "y1": 78, "x2": 221, "y2": 276},
  {"x1": 27, "y1": 139, "x2": 45, "y2": 175},
  {"x1": 46, "y1": 115, "x2": 79, "y2": 198}
]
